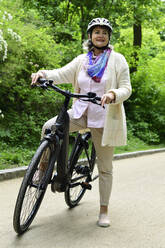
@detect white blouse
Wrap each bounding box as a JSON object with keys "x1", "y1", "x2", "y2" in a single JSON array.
[{"x1": 72, "y1": 66, "x2": 107, "y2": 128}]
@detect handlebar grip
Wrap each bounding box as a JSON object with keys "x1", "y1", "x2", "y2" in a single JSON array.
[{"x1": 37, "y1": 78, "x2": 47, "y2": 84}]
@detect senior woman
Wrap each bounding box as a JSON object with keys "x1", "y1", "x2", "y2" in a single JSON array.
[{"x1": 31, "y1": 18, "x2": 132, "y2": 227}]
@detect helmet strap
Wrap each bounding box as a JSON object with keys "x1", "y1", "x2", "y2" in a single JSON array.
[
  {"x1": 91, "y1": 41, "x2": 109, "y2": 50},
  {"x1": 93, "y1": 44, "x2": 109, "y2": 50}
]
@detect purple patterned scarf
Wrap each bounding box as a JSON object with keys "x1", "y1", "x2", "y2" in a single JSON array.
[{"x1": 87, "y1": 48, "x2": 111, "y2": 83}]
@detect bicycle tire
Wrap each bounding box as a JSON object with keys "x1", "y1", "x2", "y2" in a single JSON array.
[
  {"x1": 65, "y1": 141, "x2": 96, "y2": 208},
  {"x1": 13, "y1": 140, "x2": 55, "y2": 234}
]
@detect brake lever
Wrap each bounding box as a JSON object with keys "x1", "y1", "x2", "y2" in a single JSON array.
[
  {"x1": 80, "y1": 98, "x2": 105, "y2": 109},
  {"x1": 91, "y1": 99, "x2": 105, "y2": 109}
]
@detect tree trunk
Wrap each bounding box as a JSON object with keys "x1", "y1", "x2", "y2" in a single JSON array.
[
  {"x1": 80, "y1": 5, "x2": 85, "y2": 43},
  {"x1": 133, "y1": 23, "x2": 142, "y2": 47},
  {"x1": 130, "y1": 22, "x2": 142, "y2": 73}
]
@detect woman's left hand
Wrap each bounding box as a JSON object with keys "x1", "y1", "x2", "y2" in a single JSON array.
[{"x1": 101, "y1": 92, "x2": 115, "y2": 107}]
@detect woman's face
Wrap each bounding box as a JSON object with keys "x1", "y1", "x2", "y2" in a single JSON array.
[{"x1": 91, "y1": 26, "x2": 109, "y2": 48}]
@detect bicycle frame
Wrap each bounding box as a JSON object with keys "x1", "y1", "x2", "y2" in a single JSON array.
[
  {"x1": 41, "y1": 96, "x2": 71, "y2": 192},
  {"x1": 36, "y1": 79, "x2": 101, "y2": 192}
]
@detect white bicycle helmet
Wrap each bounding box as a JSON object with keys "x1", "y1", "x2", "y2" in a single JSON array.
[{"x1": 87, "y1": 18, "x2": 113, "y2": 33}]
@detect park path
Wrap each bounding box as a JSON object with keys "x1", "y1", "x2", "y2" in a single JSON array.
[{"x1": 0, "y1": 152, "x2": 165, "y2": 248}]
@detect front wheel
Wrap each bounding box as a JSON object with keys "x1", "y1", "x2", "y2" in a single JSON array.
[
  {"x1": 13, "y1": 140, "x2": 55, "y2": 234},
  {"x1": 65, "y1": 138, "x2": 96, "y2": 208}
]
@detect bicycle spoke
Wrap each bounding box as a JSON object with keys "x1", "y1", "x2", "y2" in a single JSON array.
[
  {"x1": 13, "y1": 140, "x2": 54, "y2": 234},
  {"x1": 20, "y1": 186, "x2": 38, "y2": 225},
  {"x1": 68, "y1": 170, "x2": 85, "y2": 201},
  {"x1": 65, "y1": 137, "x2": 96, "y2": 208}
]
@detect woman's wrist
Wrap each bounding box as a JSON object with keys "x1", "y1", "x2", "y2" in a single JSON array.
[
  {"x1": 107, "y1": 91, "x2": 116, "y2": 103},
  {"x1": 108, "y1": 92, "x2": 115, "y2": 101},
  {"x1": 101, "y1": 92, "x2": 116, "y2": 106}
]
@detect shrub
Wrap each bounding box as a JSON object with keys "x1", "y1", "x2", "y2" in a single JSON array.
[
  {"x1": 0, "y1": 0, "x2": 78, "y2": 146},
  {"x1": 115, "y1": 27, "x2": 165, "y2": 144}
]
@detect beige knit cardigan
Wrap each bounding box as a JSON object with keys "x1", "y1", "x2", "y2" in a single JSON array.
[{"x1": 41, "y1": 50, "x2": 132, "y2": 147}]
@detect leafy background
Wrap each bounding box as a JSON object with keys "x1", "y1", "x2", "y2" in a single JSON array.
[{"x1": 0, "y1": 0, "x2": 165, "y2": 168}]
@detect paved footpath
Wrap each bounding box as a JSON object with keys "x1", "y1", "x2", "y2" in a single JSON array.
[{"x1": 0, "y1": 152, "x2": 165, "y2": 248}]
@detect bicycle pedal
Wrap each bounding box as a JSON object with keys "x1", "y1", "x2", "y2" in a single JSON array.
[
  {"x1": 81, "y1": 182, "x2": 92, "y2": 190},
  {"x1": 75, "y1": 165, "x2": 90, "y2": 175}
]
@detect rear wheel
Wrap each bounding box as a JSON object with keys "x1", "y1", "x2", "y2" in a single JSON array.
[
  {"x1": 65, "y1": 140, "x2": 96, "y2": 208},
  {"x1": 13, "y1": 140, "x2": 55, "y2": 234}
]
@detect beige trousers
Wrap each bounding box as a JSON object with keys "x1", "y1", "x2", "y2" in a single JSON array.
[{"x1": 42, "y1": 109, "x2": 114, "y2": 206}]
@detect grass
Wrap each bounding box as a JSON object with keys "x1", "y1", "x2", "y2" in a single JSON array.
[
  {"x1": 0, "y1": 144, "x2": 35, "y2": 170},
  {"x1": 115, "y1": 136, "x2": 165, "y2": 154},
  {"x1": 0, "y1": 136, "x2": 164, "y2": 170}
]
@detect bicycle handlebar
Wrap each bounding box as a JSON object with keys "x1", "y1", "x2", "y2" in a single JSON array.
[{"x1": 34, "y1": 78, "x2": 102, "y2": 105}]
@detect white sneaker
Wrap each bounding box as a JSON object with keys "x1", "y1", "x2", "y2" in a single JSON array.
[{"x1": 97, "y1": 214, "x2": 110, "y2": 227}]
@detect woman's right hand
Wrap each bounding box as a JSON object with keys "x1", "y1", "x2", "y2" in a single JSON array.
[{"x1": 31, "y1": 71, "x2": 46, "y2": 86}]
